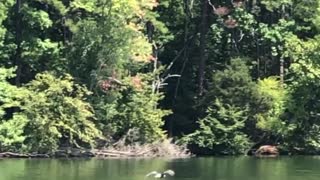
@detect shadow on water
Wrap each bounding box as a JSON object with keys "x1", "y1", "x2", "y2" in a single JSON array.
[{"x1": 1, "y1": 156, "x2": 320, "y2": 180}]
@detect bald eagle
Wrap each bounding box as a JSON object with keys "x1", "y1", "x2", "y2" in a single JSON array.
[{"x1": 145, "y1": 170, "x2": 175, "y2": 178}]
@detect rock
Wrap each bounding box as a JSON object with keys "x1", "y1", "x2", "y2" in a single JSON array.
[
  {"x1": 255, "y1": 145, "x2": 279, "y2": 156},
  {"x1": 70, "y1": 149, "x2": 82, "y2": 157},
  {"x1": 54, "y1": 150, "x2": 68, "y2": 158},
  {"x1": 82, "y1": 150, "x2": 95, "y2": 157}
]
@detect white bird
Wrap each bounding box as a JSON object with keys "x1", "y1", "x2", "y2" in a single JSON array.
[{"x1": 145, "y1": 170, "x2": 175, "y2": 178}]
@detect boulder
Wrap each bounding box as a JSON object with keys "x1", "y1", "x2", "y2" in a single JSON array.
[
  {"x1": 54, "y1": 150, "x2": 68, "y2": 158},
  {"x1": 255, "y1": 145, "x2": 279, "y2": 156}
]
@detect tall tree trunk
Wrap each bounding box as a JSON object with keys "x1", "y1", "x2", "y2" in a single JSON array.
[
  {"x1": 147, "y1": 21, "x2": 159, "y2": 94},
  {"x1": 14, "y1": 0, "x2": 22, "y2": 86},
  {"x1": 280, "y1": 57, "x2": 284, "y2": 85},
  {"x1": 198, "y1": 0, "x2": 208, "y2": 96},
  {"x1": 279, "y1": 5, "x2": 286, "y2": 86}
]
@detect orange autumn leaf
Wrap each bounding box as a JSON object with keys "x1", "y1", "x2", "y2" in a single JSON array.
[
  {"x1": 148, "y1": 55, "x2": 157, "y2": 62},
  {"x1": 224, "y1": 18, "x2": 238, "y2": 28},
  {"x1": 131, "y1": 75, "x2": 143, "y2": 90}
]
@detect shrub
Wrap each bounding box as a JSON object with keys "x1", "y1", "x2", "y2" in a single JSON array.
[
  {"x1": 0, "y1": 68, "x2": 102, "y2": 153},
  {"x1": 22, "y1": 72, "x2": 102, "y2": 152}
]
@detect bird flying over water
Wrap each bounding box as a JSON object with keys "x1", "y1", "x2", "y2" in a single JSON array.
[{"x1": 145, "y1": 170, "x2": 175, "y2": 178}]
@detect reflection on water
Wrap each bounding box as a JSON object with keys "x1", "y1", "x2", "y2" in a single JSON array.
[{"x1": 1, "y1": 156, "x2": 320, "y2": 180}]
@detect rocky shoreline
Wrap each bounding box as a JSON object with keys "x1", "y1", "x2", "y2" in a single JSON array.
[
  {"x1": 0, "y1": 149, "x2": 151, "y2": 158},
  {"x1": 0, "y1": 149, "x2": 94, "y2": 158},
  {"x1": 0, "y1": 146, "x2": 191, "y2": 158}
]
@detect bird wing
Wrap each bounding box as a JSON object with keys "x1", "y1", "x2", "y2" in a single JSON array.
[
  {"x1": 146, "y1": 171, "x2": 159, "y2": 177},
  {"x1": 163, "y1": 170, "x2": 175, "y2": 176}
]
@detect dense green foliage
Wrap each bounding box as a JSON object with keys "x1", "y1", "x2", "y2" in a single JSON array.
[
  {"x1": 159, "y1": 0, "x2": 320, "y2": 154},
  {"x1": 0, "y1": 68, "x2": 28, "y2": 151},
  {"x1": 94, "y1": 74, "x2": 171, "y2": 144},
  {"x1": 2, "y1": 0, "x2": 320, "y2": 155},
  {"x1": 0, "y1": 68, "x2": 102, "y2": 152},
  {"x1": 23, "y1": 72, "x2": 102, "y2": 152}
]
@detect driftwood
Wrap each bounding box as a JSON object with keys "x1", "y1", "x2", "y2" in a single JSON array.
[
  {"x1": 94, "y1": 149, "x2": 152, "y2": 157},
  {"x1": 94, "y1": 143, "x2": 190, "y2": 158},
  {"x1": 0, "y1": 138, "x2": 191, "y2": 158},
  {"x1": 0, "y1": 149, "x2": 152, "y2": 158},
  {"x1": 29, "y1": 154, "x2": 50, "y2": 158},
  {"x1": 0, "y1": 152, "x2": 29, "y2": 158},
  {"x1": 0, "y1": 152, "x2": 49, "y2": 158}
]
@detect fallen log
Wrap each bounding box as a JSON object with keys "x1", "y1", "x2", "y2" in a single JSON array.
[
  {"x1": 0, "y1": 152, "x2": 29, "y2": 158},
  {"x1": 29, "y1": 153, "x2": 50, "y2": 158},
  {"x1": 98, "y1": 149, "x2": 135, "y2": 155},
  {"x1": 95, "y1": 152, "x2": 122, "y2": 157},
  {"x1": 94, "y1": 148, "x2": 154, "y2": 157},
  {"x1": 94, "y1": 150, "x2": 137, "y2": 157},
  {"x1": 0, "y1": 152, "x2": 49, "y2": 158}
]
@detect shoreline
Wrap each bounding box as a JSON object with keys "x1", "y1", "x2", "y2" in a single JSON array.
[
  {"x1": 0, "y1": 148, "x2": 191, "y2": 159},
  {"x1": 2, "y1": 151, "x2": 320, "y2": 159}
]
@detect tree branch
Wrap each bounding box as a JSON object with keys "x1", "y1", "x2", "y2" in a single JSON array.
[{"x1": 207, "y1": 0, "x2": 216, "y2": 11}]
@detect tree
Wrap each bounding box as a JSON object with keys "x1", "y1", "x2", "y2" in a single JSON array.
[
  {"x1": 0, "y1": 68, "x2": 102, "y2": 153},
  {"x1": 0, "y1": 0, "x2": 68, "y2": 84},
  {"x1": 183, "y1": 58, "x2": 256, "y2": 154},
  {"x1": 22, "y1": 72, "x2": 102, "y2": 152},
  {"x1": 67, "y1": 0, "x2": 172, "y2": 144},
  {"x1": 0, "y1": 67, "x2": 28, "y2": 151}
]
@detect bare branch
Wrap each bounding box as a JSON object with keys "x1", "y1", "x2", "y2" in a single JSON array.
[
  {"x1": 155, "y1": 74, "x2": 181, "y2": 89},
  {"x1": 238, "y1": 30, "x2": 244, "y2": 42},
  {"x1": 208, "y1": 0, "x2": 216, "y2": 11},
  {"x1": 108, "y1": 77, "x2": 123, "y2": 85},
  {"x1": 162, "y1": 74, "x2": 181, "y2": 83}
]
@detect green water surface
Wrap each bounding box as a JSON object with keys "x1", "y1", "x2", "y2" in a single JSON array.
[{"x1": 1, "y1": 156, "x2": 320, "y2": 180}]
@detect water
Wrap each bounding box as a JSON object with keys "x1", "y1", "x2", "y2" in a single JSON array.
[{"x1": 1, "y1": 156, "x2": 320, "y2": 180}]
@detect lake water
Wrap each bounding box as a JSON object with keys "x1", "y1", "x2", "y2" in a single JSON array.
[{"x1": 1, "y1": 156, "x2": 320, "y2": 180}]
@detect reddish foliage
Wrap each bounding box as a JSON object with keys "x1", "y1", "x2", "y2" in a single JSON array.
[
  {"x1": 214, "y1": 6, "x2": 230, "y2": 16},
  {"x1": 224, "y1": 18, "x2": 238, "y2": 28},
  {"x1": 233, "y1": 0, "x2": 244, "y2": 8},
  {"x1": 99, "y1": 80, "x2": 112, "y2": 92},
  {"x1": 131, "y1": 75, "x2": 143, "y2": 90},
  {"x1": 148, "y1": 55, "x2": 157, "y2": 62}
]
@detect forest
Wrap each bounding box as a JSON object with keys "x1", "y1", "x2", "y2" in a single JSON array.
[{"x1": 1, "y1": 0, "x2": 320, "y2": 156}]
